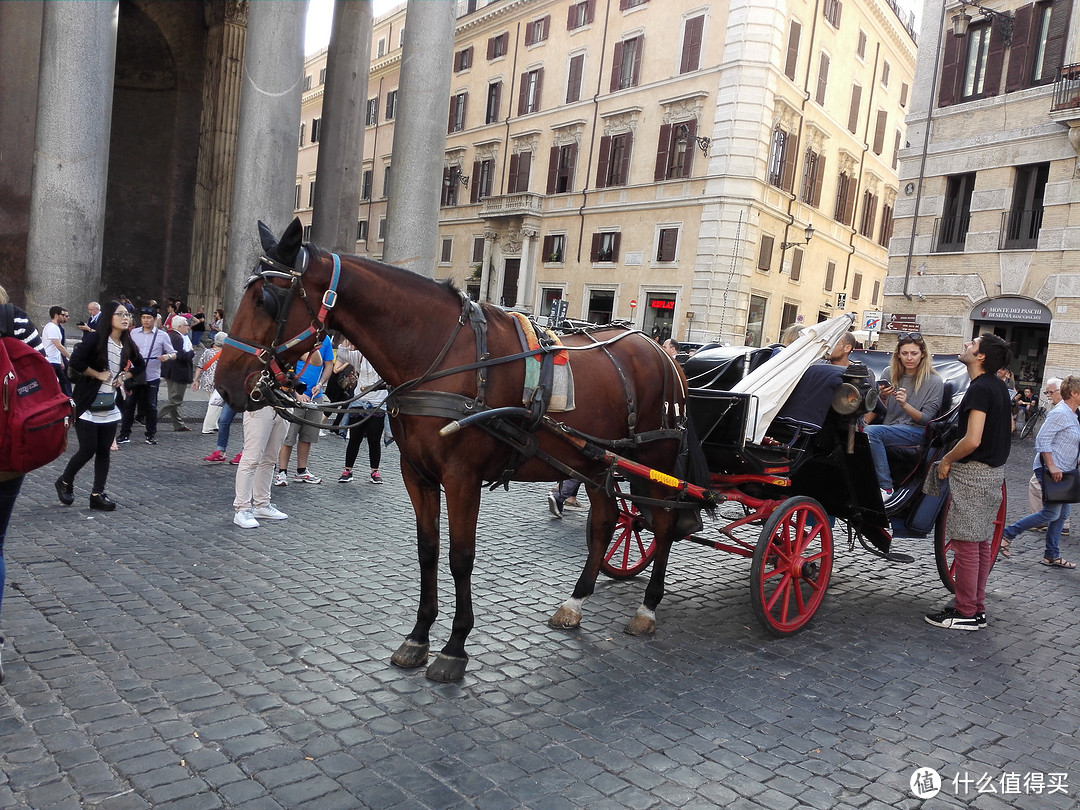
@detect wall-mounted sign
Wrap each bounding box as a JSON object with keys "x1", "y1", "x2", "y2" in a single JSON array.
[
  {"x1": 969, "y1": 297, "x2": 1052, "y2": 325},
  {"x1": 650, "y1": 299, "x2": 676, "y2": 310},
  {"x1": 624, "y1": 251, "x2": 643, "y2": 266}
]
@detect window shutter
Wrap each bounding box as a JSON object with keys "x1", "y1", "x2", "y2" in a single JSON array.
[
  {"x1": 619, "y1": 0, "x2": 630, "y2": 8},
  {"x1": 852, "y1": 272, "x2": 862, "y2": 300},
  {"x1": 507, "y1": 153, "x2": 520, "y2": 193},
  {"x1": 617, "y1": 133, "x2": 632, "y2": 185},
  {"x1": 517, "y1": 152, "x2": 531, "y2": 192},
  {"x1": 983, "y1": 25, "x2": 1006, "y2": 96},
  {"x1": 811, "y1": 154, "x2": 825, "y2": 207},
  {"x1": 585, "y1": 0, "x2": 595, "y2": 23},
  {"x1": 490, "y1": 81, "x2": 501, "y2": 122},
  {"x1": 596, "y1": 136, "x2": 612, "y2": 188},
  {"x1": 567, "y1": 4, "x2": 577, "y2": 29},
  {"x1": 1042, "y1": 0, "x2": 1072, "y2": 85},
  {"x1": 758, "y1": 236, "x2": 774, "y2": 271},
  {"x1": 610, "y1": 41, "x2": 624, "y2": 92},
  {"x1": 1005, "y1": 5, "x2": 1033, "y2": 92},
  {"x1": 847, "y1": 85, "x2": 861, "y2": 133},
  {"x1": 790, "y1": 248, "x2": 803, "y2": 281},
  {"x1": 547, "y1": 146, "x2": 560, "y2": 194},
  {"x1": 631, "y1": 36, "x2": 643, "y2": 86},
  {"x1": 487, "y1": 36, "x2": 495, "y2": 60},
  {"x1": 680, "y1": 15, "x2": 704, "y2": 74},
  {"x1": 534, "y1": 68, "x2": 544, "y2": 111},
  {"x1": 938, "y1": 30, "x2": 962, "y2": 106},
  {"x1": 844, "y1": 179, "x2": 857, "y2": 225},
  {"x1": 447, "y1": 97, "x2": 456, "y2": 133},
  {"x1": 590, "y1": 232, "x2": 602, "y2": 262},
  {"x1": 785, "y1": 21, "x2": 801, "y2": 81},
  {"x1": 816, "y1": 53, "x2": 829, "y2": 105},
  {"x1": 681, "y1": 119, "x2": 696, "y2": 178},
  {"x1": 567, "y1": 54, "x2": 583, "y2": 102},
  {"x1": 611, "y1": 232, "x2": 621, "y2": 260},
  {"x1": 655, "y1": 124, "x2": 672, "y2": 181},
  {"x1": 543, "y1": 235, "x2": 555, "y2": 257},
  {"x1": 780, "y1": 133, "x2": 798, "y2": 192},
  {"x1": 470, "y1": 161, "x2": 481, "y2": 204},
  {"x1": 873, "y1": 110, "x2": 887, "y2": 155},
  {"x1": 542, "y1": 15, "x2": 550, "y2": 40},
  {"x1": 658, "y1": 229, "x2": 677, "y2": 261},
  {"x1": 825, "y1": 260, "x2": 835, "y2": 290},
  {"x1": 518, "y1": 73, "x2": 529, "y2": 115}
]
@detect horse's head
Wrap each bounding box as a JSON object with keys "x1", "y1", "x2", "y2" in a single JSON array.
[{"x1": 216, "y1": 217, "x2": 337, "y2": 410}]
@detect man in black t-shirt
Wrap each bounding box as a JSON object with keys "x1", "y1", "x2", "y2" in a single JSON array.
[{"x1": 927, "y1": 334, "x2": 1013, "y2": 631}]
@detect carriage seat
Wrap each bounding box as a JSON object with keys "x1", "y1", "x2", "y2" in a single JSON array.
[
  {"x1": 767, "y1": 364, "x2": 847, "y2": 444},
  {"x1": 883, "y1": 379, "x2": 956, "y2": 472}
]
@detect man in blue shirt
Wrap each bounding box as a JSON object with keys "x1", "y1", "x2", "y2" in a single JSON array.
[{"x1": 275, "y1": 335, "x2": 334, "y2": 485}]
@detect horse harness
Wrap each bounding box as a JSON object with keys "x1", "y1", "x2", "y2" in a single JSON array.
[{"x1": 227, "y1": 246, "x2": 687, "y2": 491}]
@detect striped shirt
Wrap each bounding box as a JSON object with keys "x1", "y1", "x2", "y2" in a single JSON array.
[
  {"x1": 1033, "y1": 400, "x2": 1080, "y2": 472},
  {"x1": 1, "y1": 304, "x2": 43, "y2": 351}
]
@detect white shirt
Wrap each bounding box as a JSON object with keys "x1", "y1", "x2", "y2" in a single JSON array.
[{"x1": 42, "y1": 321, "x2": 65, "y2": 364}]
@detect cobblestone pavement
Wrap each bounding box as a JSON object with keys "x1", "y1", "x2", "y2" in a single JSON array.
[{"x1": 1, "y1": 400, "x2": 1079, "y2": 809}]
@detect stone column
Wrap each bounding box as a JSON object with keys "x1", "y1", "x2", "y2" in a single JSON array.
[
  {"x1": 480, "y1": 230, "x2": 496, "y2": 302},
  {"x1": 312, "y1": 0, "x2": 373, "y2": 253},
  {"x1": 382, "y1": 0, "x2": 457, "y2": 278},
  {"x1": 224, "y1": 0, "x2": 308, "y2": 313},
  {"x1": 188, "y1": 0, "x2": 248, "y2": 315},
  {"x1": 25, "y1": 1, "x2": 119, "y2": 323},
  {"x1": 517, "y1": 227, "x2": 537, "y2": 310}
]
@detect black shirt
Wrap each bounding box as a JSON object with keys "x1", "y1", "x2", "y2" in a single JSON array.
[{"x1": 958, "y1": 372, "x2": 1012, "y2": 468}]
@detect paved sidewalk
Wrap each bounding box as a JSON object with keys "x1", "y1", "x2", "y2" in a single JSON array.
[{"x1": 1, "y1": 406, "x2": 1078, "y2": 809}]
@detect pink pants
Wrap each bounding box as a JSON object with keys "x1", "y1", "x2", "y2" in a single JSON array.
[{"x1": 951, "y1": 540, "x2": 993, "y2": 617}]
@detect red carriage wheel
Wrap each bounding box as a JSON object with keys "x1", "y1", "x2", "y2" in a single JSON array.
[
  {"x1": 934, "y1": 483, "x2": 1006, "y2": 593},
  {"x1": 750, "y1": 496, "x2": 833, "y2": 636},
  {"x1": 597, "y1": 490, "x2": 657, "y2": 579}
]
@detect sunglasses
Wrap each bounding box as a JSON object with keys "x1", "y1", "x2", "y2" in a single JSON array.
[
  {"x1": 1045, "y1": 389, "x2": 1059, "y2": 395},
  {"x1": 897, "y1": 332, "x2": 923, "y2": 342}
]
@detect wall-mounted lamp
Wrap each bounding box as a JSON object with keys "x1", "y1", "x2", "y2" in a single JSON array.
[
  {"x1": 676, "y1": 123, "x2": 713, "y2": 157},
  {"x1": 444, "y1": 166, "x2": 469, "y2": 188},
  {"x1": 951, "y1": 1, "x2": 1012, "y2": 46},
  {"x1": 780, "y1": 222, "x2": 815, "y2": 252}
]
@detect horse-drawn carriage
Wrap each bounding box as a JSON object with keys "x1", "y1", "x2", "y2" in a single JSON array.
[{"x1": 217, "y1": 219, "x2": 1005, "y2": 681}]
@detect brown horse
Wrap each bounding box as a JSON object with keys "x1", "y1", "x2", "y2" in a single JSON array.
[{"x1": 216, "y1": 218, "x2": 689, "y2": 682}]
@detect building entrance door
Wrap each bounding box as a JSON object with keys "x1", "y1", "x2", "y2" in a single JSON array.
[{"x1": 501, "y1": 259, "x2": 520, "y2": 307}]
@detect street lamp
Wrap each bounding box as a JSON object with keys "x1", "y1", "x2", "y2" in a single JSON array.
[
  {"x1": 444, "y1": 166, "x2": 469, "y2": 189},
  {"x1": 951, "y1": 1, "x2": 1013, "y2": 46},
  {"x1": 780, "y1": 222, "x2": 815, "y2": 252}
]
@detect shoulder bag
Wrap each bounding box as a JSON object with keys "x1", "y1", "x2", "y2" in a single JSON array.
[{"x1": 1042, "y1": 460, "x2": 1080, "y2": 504}]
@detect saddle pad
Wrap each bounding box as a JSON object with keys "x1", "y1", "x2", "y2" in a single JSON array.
[{"x1": 509, "y1": 312, "x2": 575, "y2": 412}]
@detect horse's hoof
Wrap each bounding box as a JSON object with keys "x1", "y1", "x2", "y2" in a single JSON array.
[
  {"x1": 625, "y1": 607, "x2": 656, "y2": 636},
  {"x1": 425, "y1": 652, "x2": 468, "y2": 682},
  {"x1": 390, "y1": 639, "x2": 429, "y2": 669},
  {"x1": 548, "y1": 605, "x2": 582, "y2": 629}
]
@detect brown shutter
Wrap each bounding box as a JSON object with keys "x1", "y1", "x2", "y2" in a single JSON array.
[
  {"x1": 585, "y1": 0, "x2": 595, "y2": 23},
  {"x1": 454, "y1": 50, "x2": 462, "y2": 72},
  {"x1": 780, "y1": 133, "x2": 798, "y2": 192},
  {"x1": 811, "y1": 154, "x2": 825, "y2": 207},
  {"x1": 534, "y1": 68, "x2": 544, "y2": 112},
  {"x1": 611, "y1": 232, "x2": 621, "y2": 261},
  {"x1": 790, "y1": 248, "x2": 802, "y2": 281},
  {"x1": 852, "y1": 272, "x2": 862, "y2": 300},
  {"x1": 590, "y1": 232, "x2": 602, "y2": 262},
  {"x1": 938, "y1": 29, "x2": 962, "y2": 106},
  {"x1": 758, "y1": 236, "x2": 774, "y2": 270},
  {"x1": 507, "y1": 153, "x2": 520, "y2": 193},
  {"x1": 543, "y1": 235, "x2": 555, "y2": 257},
  {"x1": 611, "y1": 41, "x2": 624, "y2": 92},
  {"x1": 655, "y1": 124, "x2": 672, "y2": 181},
  {"x1": 567, "y1": 54, "x2": 583, "y2": 102},
  {"x1": 658, "y1": 229, "x2": 677, "y2": 261},
  {"x1": 541, "y1": 15, "x2": 550, "y2": 40},
  {"x1": 567, "y1": 3, "x2": 577, "y2": 28},
  {"x1": 565, "y1": 143, "x2": 578, "y2": 191},
  {"x1": 447, "y1": 97, "x2": 455, "y2": 133},
  {"x1": 547, "y1": 146, "x2": 559, "y2": 194},
  {"x1": 847, "y1": 85, "x2": 861, "y2": 133},
  {"x1": 619, "y1": 0, "x2": 630, "y2": 8},
  {"x1": 983, "y1": 24, "x2": 1006, "y2": 96},
  {"x1": 785, "y1": 21, "x2": 801, "y2": 81},
  {"x1": 816, "y1": 53, "x2": 829, "y2": 105},
  {"x1": 617, "y1": 133, "x2": 632, "y2": 185},
  {"x1": 596, "y1": 136, "x2": 612, "y2": 188},
  {"x1": 1005, "y1": 5, "x2": 1033, "y2": 92},
  {"x1": 844, "y1": 179, "x2": 857, "y2": 225},
  {"x1": 518, "y1": 72, "x2": 529, "y2": 115},
  {"x1": 824, "y1": 260, "x2": 835, "y2": 290},
  {"x1": 470, "y1": 161, "x2": 481, "y2": 203},
  {"x1": 873, "y1": 110, "x2": 887, "y2": 154},
  {"x1": 631, "y1": 36, "x2": 643, "y2": 86},
  {"x1": 1042, "y1": 0, "x2": 1073, "y2": 85},
  {"x1": 680, "y1": 15, "x2": 704, "y2": 74},
  {"x1": 491, "y1": 81, "x2": 501, "y2": 121},
  {"x1": 487, "y1": 36, "x2": 495, "y2": 60},
  {"x1": 681, "y1": 119, "x2": 696, "y2": 178},
  {"x1": 517, "y1": 152, "x2": 531, "y2": 191}
]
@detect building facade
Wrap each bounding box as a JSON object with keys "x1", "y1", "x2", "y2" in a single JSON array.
[
  {"x1": 296, "y1": 0, "x2": 916, "y2": 346},
  {"x1": 886, "y1": 0, "x2": 1077, "y2": 388}
]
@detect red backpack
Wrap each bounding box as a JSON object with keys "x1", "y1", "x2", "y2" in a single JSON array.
[{"x1": 0, "y1": 305, "x2": 73, "y2": 477}]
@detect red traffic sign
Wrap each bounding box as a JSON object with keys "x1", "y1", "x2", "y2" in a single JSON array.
[
  {"x1": 885, "y1": 321, "x2": 920, "y2": 331},
  {"x1": 629, "y1": 299, "x2": 637, "y2": 308}
]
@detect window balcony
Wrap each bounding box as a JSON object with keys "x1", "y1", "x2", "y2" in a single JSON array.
[
  {"x1": 479, "y1": 192, "x2": 544, "y2": 219},
  {"x1": 1051, "y1": 63, "x2": 1080, "y2": 113},
  {"x1": 931, "y1": 215, "x2": 970, "y2": 253},
  {"x1": 999, "y1": 208, "x2": 1044, "y2": 250}
]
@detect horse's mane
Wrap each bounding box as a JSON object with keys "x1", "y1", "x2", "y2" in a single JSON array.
[{"x1": 334, "y1": 247, "x2": 462, "y2": 305}]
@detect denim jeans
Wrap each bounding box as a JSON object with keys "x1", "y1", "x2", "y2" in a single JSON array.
[
  {"x1": 1005, "y1": 467, "x2": 1071, "y2": 561},
  {"x1": 864, "y1": 423, "x2": 925, "y2": 490},
  {"x1": 216, "y1": 403, "x2": 238, "y2": 453},
  {"x1": 0, "y1": 476, "x2": 24, "y2": 620}
]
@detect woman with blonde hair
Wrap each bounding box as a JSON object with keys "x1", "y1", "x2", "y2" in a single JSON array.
[{"x1": 865, "y1": 332, "x2": 945, "y2": 499}]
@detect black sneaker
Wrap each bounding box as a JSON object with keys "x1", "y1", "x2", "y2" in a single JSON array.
[
  {"x1": 974, "y1": 612, "x2": 987, "y2": 629},
  {"x1": 145, "y1": 437, "x2": 157, "y2": 445},
  {"x1": 925, "y1": 607, "x2": 979, "y2": 631},
  {"x1": 117, "y1": 436, "x2": 131, "y2": 444}
]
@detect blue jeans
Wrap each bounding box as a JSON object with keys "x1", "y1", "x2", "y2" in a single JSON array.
[
  {"x1": 216, "y1": 403, "x2": 238, "y2": 453},
  {"x1": 1005, "y1": 467, "x2": 1071, "y2": 561},
  {"x1": 0, "y1": 476, "x2": 25, "y2": 620},
  {"x1": 865, "y1": 423, "x2": 925, "y2": 490}
]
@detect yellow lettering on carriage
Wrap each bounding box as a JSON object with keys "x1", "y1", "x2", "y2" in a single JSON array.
[{"x1": 649, "y1": 470, "x2": 680, "y2": 488}]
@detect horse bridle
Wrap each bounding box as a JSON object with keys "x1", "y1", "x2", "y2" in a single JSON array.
[{"x1": 222, "y1": 246, "x2": 342, "y2": 400}]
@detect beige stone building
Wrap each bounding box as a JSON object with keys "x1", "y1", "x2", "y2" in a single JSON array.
[
  {"x1": 886, "y1": 0, "x2": 1077, "y2": 388},
  {"x1": 297, "y1": 0, "x2": 915, "y2": 346}
]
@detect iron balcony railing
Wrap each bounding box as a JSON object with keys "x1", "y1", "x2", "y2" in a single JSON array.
[
  {"x1": 1051, "y1": 63, "x2": 1080, "y2": 112},
  {"x1": 932, "y1": 214, "x2": 970, "y2": 252},
  {"x1": 999, "y1": 208, "x2": 1044, "y2": 250}
]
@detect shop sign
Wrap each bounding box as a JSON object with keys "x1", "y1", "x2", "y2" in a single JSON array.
[{"x1": 970, "y1": 297, "x2": 1051, "y2": 324}]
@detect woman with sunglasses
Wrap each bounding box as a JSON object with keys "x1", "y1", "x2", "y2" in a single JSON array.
[{"x1": 864, "y1": 332, "x2": 944, "y2": 500}]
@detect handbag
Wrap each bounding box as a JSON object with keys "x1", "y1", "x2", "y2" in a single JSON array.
[
  {"x1": 1042, "y1": 468, "x2": 1080, "y2": 503},
  {"x1": 88, "y1": 390, "x2": 117, "y2": 412},
  {"x1": 336, "y1": 365, "x2": 359, "y2": 393}
]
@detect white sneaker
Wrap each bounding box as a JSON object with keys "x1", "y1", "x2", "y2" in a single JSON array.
[
  {"x1": 293, "y1": 471, "x2": 322, "y2": 484},
  {"x1": 253, "y1": 504, "x2": 289, "y2": 520},
  {"x1": 273, "y1": 471, "x2": 289, "y2": 487},
  {"x1": 233, "y1": 510, "x2": 260, "y2": 529}
]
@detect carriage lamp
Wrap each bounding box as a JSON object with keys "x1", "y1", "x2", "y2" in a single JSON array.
[
  {"x1": 951, "y1": 1, "x2": 1013, "y2": 46},
  {"x1": 831, "y1": 383, "x2": 864, "y2": 416},
  {"x1": 780, "y1": 223, "x2": 815, "y2": 252}
]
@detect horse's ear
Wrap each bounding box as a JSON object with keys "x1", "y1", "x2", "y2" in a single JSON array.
[
  {"x1": 277, "y1": 217, "x2": 304, "y2": 262},
  {"x1": 257, "y1": 221, "x2": 278, "y2": 254}
]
